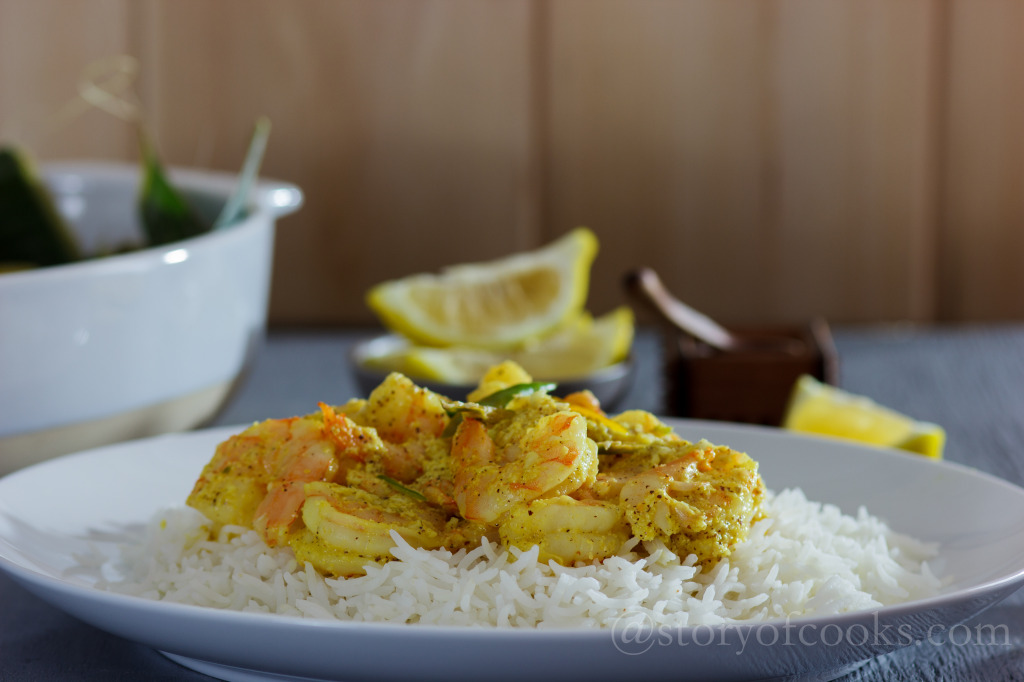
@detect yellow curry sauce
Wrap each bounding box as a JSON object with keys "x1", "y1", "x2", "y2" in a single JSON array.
[{"x1": 187, "y1": 362, "x2": 765, "y2": 577}]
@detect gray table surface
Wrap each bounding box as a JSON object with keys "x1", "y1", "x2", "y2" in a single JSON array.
[{"x1": 3, "y1": 324, "x2": 1024, "y2": 681}]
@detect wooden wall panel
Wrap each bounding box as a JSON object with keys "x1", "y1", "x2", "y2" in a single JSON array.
[
  {"x1": 545, "y1": 0, "x2": 939, "y2": 326},
  {"x1": 2, "y1": 0, "x2": 1023, "y2": 325},
  {"x1": 938, "y1": 0, "x2": 1024, "y2": 321},
  {"x1": 139, "y1": 0, "x2": 537, "y2": 324},
  {"x1": 0, "y1": 0, "x2": 135, "y2": 161}
]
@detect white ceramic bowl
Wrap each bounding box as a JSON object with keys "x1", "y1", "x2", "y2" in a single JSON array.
[{"x1": 0, "y1": 161, "x2": 302, "y2": 475}]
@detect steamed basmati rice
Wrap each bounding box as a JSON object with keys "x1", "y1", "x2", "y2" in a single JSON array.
[{"x1": 89, "y1": 488, "x2": 944, "y2": 628}]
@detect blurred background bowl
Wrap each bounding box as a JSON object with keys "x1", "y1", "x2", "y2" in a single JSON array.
[
  {"x1": 350, "y1": 333, "x2": 635, "y2": 408},
  {"x1": 0, "y1": 161, "x2": 302, "y2": 475}
]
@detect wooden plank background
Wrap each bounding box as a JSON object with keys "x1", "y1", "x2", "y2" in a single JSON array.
[{"x1": 1, "y1": 0, "x2": 1021, "y2": 326}]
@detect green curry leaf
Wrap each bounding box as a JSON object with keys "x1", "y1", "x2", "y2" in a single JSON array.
[
  {"x1": 137, "y1": 128, "x2": 209, "y2": 246},
  {"x1": 377, "y1": 474, "x2": 427, "y2": 501},
  {"x1": 0, "y1": 146, "x2": 80, "y2": 268},
  {"x1": 477, "y1": 382, "x2": 557, "y2": 407},
  {"x1": 441, "y1": 382, "x2": 557, "y2": 438}
]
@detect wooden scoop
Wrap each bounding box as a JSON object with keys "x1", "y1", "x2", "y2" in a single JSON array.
[{"x1": 624, "y1": 267, "x2": 805, "y2": 354}]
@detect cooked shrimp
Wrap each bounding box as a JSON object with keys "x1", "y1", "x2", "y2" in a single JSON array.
[
  {"x1": 320, "y1": 400, "x2": 428, "y2": 501},
  {"x1": 189, "y1": 401, "x2": 423, "y2": 548},
  {"x1": 451, "y1": 401, "x2": 598, "y2": 525},
  {"x1": 289, "y1": 482, "x2": 449, "y2": 576},
  {"x1": 318, "y1": 402, "x2": 394, "y2": 486},
  {"x1": 500, "y1": 496, "x2": 631, "y2": 564},
  {"x1": 185, "y1": 360, "x2": 771, "y2": 577},
  {"x1": 334, "y1": 372, "x2": 453, "y2": 500},
  {"x1": 348, "y1": 372, "x2": 449, "y2": 443},
  {"x1": 443, "y1": 517, "x2": 497, "y2": 551},
  {"x1": 612, "y1": 410, "x2": 682, "y2": 443},
  {"x1": 411, "y1": 454, "x2": 459, "y2": 515},
  {"x1": 560, "y1": 390, "x2": 603, "y2": 413},
  {"x1": 186, "y1": 414, "x2": 339, "y2": 546},
  {"x1": 251, "y1": 418, "x2": 346, "y2": 547},
  {"x1": 619, "y1": 440, "x2": 764, "y2": 565},
  {"x1": 320, "y1": 402, "x2": 387, "y2": 462},
  {"x1": 575, "y1": 439, "x2": 697, "y2": 502},
  {"x1": 467, "y1": 360, "x2": 534, "y2": 402}
]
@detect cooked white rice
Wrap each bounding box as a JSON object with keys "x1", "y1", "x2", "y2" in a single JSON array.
[{"x1": 93, "y1": 488, "x2": 943, "y2": 627}]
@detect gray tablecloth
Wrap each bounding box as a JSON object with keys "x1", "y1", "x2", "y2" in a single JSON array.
[{"x1": 3, "y1": 324, "x2": 1023, "y2": 680}]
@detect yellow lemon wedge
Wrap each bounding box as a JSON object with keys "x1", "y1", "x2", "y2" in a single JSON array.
[
  {"x1": 509, "y1": 306, "x2": 634, "y2": 380},
  {"x1": 368, "y1": 306, "x2": 634, "y2": 384},
  {"x1": 782, "y1": 374, "x2": 945, "y2": 458},
  {"x1": 402, "y1": 346, "x2": 503, "y2": 385},
  {"x1": 366, "y1": 227, "x2": 598, "y2": 349}
]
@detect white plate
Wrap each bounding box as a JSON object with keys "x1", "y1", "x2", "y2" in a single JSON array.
[{"x1": 1, "y1": 421, "x2": 1024, "y2": 682}]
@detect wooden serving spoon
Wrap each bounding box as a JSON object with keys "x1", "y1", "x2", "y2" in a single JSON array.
[{"x1": 624, "y1": 267, "x2": 805, "y2": 354}]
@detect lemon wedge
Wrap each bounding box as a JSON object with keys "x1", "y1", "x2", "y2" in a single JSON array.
[
  {"x1": 366, "y1": 227, "x2": 598, "y2": 349},
  {"x1": 510, "y1": 306, "x2": 634, "y2": 379},
  {"x1": 402, "y1": 346, "x2": 502, "y2": 385},
  {"x1": 369, "y1": 306, "x2": 634, "y2": 384},
  {"x1": 782, "y1": 374, "x2": 945, "y2": 458}
]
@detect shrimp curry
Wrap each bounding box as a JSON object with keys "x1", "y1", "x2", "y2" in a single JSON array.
[{"x1": 187, "y1": 361, "x2": 765, "y2": 577}]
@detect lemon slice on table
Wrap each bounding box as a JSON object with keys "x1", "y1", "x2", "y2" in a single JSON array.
[
  {"x1": 782, "y1": 374, "x2": 946, "y2": 458},
  {"x1": 366, "y1": 227, "x2": 598, "y2": 349},
  {"x1": 373, "y1": 306, "x2": 634, "y2": 384}
]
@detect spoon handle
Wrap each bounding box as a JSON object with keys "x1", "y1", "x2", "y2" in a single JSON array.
[
  {"x1": 215, "y1": 116, "x2": 272, "y2": 229},
  {"x1": 624, "y1": 267, "x2": 740, "y2": 352}
]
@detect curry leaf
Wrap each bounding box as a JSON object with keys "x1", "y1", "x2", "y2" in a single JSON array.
[
  {"x1": 137, "y1": 128, "x2": 208, "y2": 246},
  {"x1": 377, "y1": 474, "x2": 427, "y2": 501},
  {"x1": 478, "y1": 382, "x2": 557, "y2": 407},
  {"x1": 441, "y1": 382, "x2": 557, "y2": 438},
  {"x1": 0, "y1": 146, "x2": 80, "y2": 268}
]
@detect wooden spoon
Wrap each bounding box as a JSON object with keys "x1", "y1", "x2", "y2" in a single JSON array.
[{"x1": 624, "y1": 267, "x2": 805, "y2": 354}]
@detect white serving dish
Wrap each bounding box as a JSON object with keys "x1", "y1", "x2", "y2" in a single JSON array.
[
  {"x1": 0, "y1": 161, "x2": 302, "y2": 474},
  {"x1": 1, "y1": 421, "x2": 1023, "y2": 681}
]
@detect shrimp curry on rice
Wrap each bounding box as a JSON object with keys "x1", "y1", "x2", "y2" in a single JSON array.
[{"x1": 186, "y1": 361, "x2": 765, "y2": 577}]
